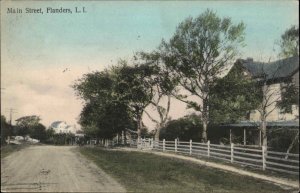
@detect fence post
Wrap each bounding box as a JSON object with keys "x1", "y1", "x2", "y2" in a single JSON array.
[
  {"x1": 207, "y1": 140, "x2": 210, "y2": 157},
  {"x1": 262, "y1": 146, "x2": 266, "y2": 170},
  {"x1": 122, "y1": 131, "x2": 124, "y2": 145},
  {"x1": 175, "y1": 139, "x2": 177, "y2": 153},
  {"x1": 152, "y1": 138, "x2": 154, "y2": 149},
  {"x1": 189, "y1": 140, "x2": 192, "y2": 155},
  {"x1": 244, "y1": 128, "x2": 246, "y2": 145},
  {"x1": 230, "y1": 129, "x2": 232, "y2": 144},
  {"x1": 231, "y1": 143, "x2": 234, "y2": 163},
  {"x1": 163, "y1": 139, "x2": 165, "y2": 152}
]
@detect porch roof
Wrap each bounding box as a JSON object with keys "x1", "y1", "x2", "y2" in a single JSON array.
[{"x1": 223, "y1": 120, "x2": 299, "y2": 128}]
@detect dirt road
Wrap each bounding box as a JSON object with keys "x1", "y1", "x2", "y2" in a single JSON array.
[{"x1": 1, "y1": 145, "x2": 126, "y2": 192}]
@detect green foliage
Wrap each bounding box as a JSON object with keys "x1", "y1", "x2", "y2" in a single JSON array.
[
  {"x1": 277, "y1": 80, "x2": 299, "y2": 113},
  {"x1": 14, "y1": 115, "x2": 48, "y2": 142},
  {"x1": 29, "y1": 123, "x2": 47, "y2": 142},
  {"x1": 268, "y1": 128, "x2": 299, "y2": 153},
  {"x1": 15, "y1": 115, "x2": 41, "y2": 138},
  {"x1": 209, "y1": 63, "x2": 261, "y2": 124},
  {"x1": 15, "y1": 115, "x2": 41, "y2": 127},
  {"x1": 79, "y1": 148, "x2": 291, "y2": 193},
  {"x1": 1, "y1": 144, "x2": 28, "y2": 158},
  {"x1": 160, "y1": 9, "x2": 245, "y2": 92},
  {"x1": 140, "y1": 127, "x2": 153, "y2": 138},
  {"x1": 1, "y1": 115, "x2": 11, "y2": 145},
  {"x1": 49, "y1": 133, "x2": 75, "y2": 145},
  {"x1": 160, "y1": 114, "x2": 202, "y2": 141},
  {"x1": 113, "y1": 61, "x2": 155, "y2": 118},
  {"x1": 158, "y1": 9, "x2": 246, "y2": 141},
  {"x1": 42, "y1": 128, "x2": 74, "y2": 145},
  {"x1": 73, "y1": 66, "x2": 137, "y2": 139},
  {"x1": 278, "y1": 25, "x2": 299, "y2": 57}
]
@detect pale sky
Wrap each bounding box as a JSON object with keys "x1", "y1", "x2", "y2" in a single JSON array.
[{"x1": 1, "y1": 1, "x2": 298, "y2": 129}]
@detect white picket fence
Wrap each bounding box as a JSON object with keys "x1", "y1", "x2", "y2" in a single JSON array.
[
  {"x1": 89, "y1": 138, "x2": 299, "y2": 175},
  {"x1": 149, "y1": 139, "x2": 299, "y2": 175}
]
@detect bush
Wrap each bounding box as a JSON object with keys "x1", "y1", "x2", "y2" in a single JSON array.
[
  {"x1": 268, "y1": 128, "x2": 299, "y2": 153},
  {"x1": 159, "y1": 114, "x2": 202, "y2": 141}
]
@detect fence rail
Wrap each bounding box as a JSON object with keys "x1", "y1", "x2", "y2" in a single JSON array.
[
  {"x1": 142, "y1": 138, "x2": 299, "y2": 175},
  {"x1": 90, "y1": 138, "x2": 299, "y2": 176}
]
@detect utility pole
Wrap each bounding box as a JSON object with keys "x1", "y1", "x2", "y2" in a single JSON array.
[
  {"x1": 5, "y1": 108, "x2": 17, "y2": 144},
  {"x1": 6, "y1": 108, "x2": 17, "y2": 125}
]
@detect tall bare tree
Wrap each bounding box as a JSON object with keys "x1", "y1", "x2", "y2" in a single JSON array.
[
  {"x1": 248, "y1": 57, "x2": 299, "y2": 150},
  {"x1": 135, "y1": 52, "x2": 174, "y2": 142}
]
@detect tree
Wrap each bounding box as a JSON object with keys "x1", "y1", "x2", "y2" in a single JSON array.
[
  {"x1": 73, "y1": 69, "x2": 135, "y2": 139},
  {"x1": 209, "y1": 61, "x2": 261, "y2": 124},
  {"x1": 276, "y1": 25, "x2": 299, "y2": 113},
  {"x1": 136, "y1": 52, "x2": 175, "y2": 141},
  {"x1": 29, "y1": 123, "x2": 47, "y2": 142},
  {"x1": 255, "y1": 61, "x2": 298, "y2": 151},
  {"x1": 15, "y1": 115, "x2": 41, "y2": 139},
  {"x1": 160, "y1": 114, "x2": 203, "y2": 141},
  {"x1": 278, "y1": 25, "x2": 299, "y2": 58},
  {"x1": 44, "y1": 128, "x2": 55, "y2": 144},
  {"x1": 1, "y1": 115, "x2": 11, "y2": 145},
  {"x1": 277, "y1": 79, "x2": 299, "y2": 114},
  {"x1": 113, "y1": 61, "x2": 155, "y2": 140},
  {"x1": 159, "y1": 9, "x2": 245, "y2": 142}
]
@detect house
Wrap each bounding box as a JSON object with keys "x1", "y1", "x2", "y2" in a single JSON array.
[
  {"x1": 224, "y1": 56, "x2": 299, "y2": 146},
  {"x1": 237, "y1": 56, "x2": 299, "y2": 122},
  {"x1": 49, "y1": 121, "x2": 79, "y2": 134}
]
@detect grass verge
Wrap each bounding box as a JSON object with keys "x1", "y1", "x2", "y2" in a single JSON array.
[
  {"x1": 79, "y1": 147, "x2": 295, "y2": 193},
  {"x1": 1, "y1": 144, "x2": 28, "y2": 159},
  {"x1": 173, "y1": 151, "x2": 299, "y2": 181}
]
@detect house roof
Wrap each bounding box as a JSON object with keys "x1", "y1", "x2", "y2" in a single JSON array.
[
  {"x1": 50, "y1": 121, "x2": 65, "y2": 128},
  {"x1": 240, "y1": 56, "x2": 299, "y2": 81},
  {"x1": 223, "y1": 120, "x2": 299, "y2": 128}
]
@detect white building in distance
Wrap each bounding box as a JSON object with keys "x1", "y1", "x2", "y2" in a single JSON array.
[{"x1": 50, "y1": 121, "x2": 79, "y2": 134}]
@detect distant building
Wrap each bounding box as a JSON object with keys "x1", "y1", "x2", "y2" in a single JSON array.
[{"x1": 50, "y1": 121, "x2": 79, "y2": 134}]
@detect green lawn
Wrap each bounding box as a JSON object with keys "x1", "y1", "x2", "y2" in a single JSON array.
[
  {"x1": 1, "y1": 144, "x2": 27, "y2": 159},
  {"x1": 79, "y1": 147, "x2": 295, "y2": 193},
  {"x1": 177, "y1": 152, "x2": 299, "y2": 181}
]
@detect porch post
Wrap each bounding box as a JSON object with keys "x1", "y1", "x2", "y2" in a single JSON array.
[{"x1": 244, "y1": 128, "x2": 246, "y2": 145}]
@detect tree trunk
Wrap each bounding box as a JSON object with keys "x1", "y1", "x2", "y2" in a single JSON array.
[
  {"x1": 261, "y1": 83, "x2": 268, "y2": 149},
  {"x1": 261, "y1": 118, "x2": 267, "y2": 148},
  {"x1": 285, "y1": 131, "x2": 299, "y2": 159},
  {"x1": 202, "y1": 120, "x2": 208, "y2": 142},
  {"x1": 137, "y1": 116, "x2": 142, "y2": 140},
  {"x1": 202, "y1": 98, "x2": 209, "y2": 142},
  {"x1": 124, "y1": 130, "x2": 127, "y2": 145},
  {"x1": 154, "y1": 128, "x2": 160, "y2": 142}
]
